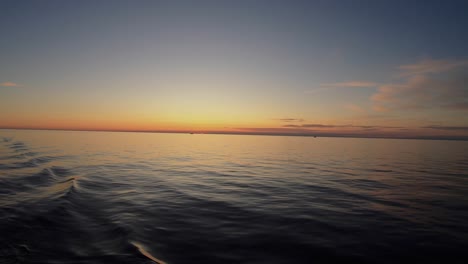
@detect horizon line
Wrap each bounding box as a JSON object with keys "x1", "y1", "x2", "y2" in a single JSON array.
[{"x1": 1, "y1": 127, "x2": 468, "y2": 142}]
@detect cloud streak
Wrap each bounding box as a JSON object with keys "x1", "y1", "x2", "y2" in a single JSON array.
[
  {"x1": 283, "y1": 123, "x2": 401, "y2": 129},
  {"x1": 322, "y1": 58, "x2": 468, "y2": 113},
  {"x1": 274, "y1": 118, "x2": 304, "y2": 122},
  {"x1": 398, "y1": 59, "x2": 468, "y2": 77},
  {"x1": 372, "y1": 73, "x2": 468, "y2": 111},
  {"x1": 0, "y1": 82, "x2": 20, "y2": 87},
  {"x1": 422, "y1": 125, "x2": 468, "y2": 131}
]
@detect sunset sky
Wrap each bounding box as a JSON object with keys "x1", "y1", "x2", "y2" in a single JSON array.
[{"x1": 1, "y1": 0, "x2": 468, "y2": 139}]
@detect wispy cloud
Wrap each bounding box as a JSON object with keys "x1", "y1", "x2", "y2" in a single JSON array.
[
  {"x1": 422, "y1": 125, "x2": 468, "y2": 131},
  {"x1": 320, "y1": 81, "x2": 378, "y2": 88},
  {"x1": 283, "y1": 124, "x2": 401, "y2": 129},
  {"x1": 372, "y1": 60, "x2": 468, "y2": 111},
  {"x1": 320, "y1": 58, "x2": 468, "y2": 113},
  {"x1": 0, "y1": 82, "x2": 20, "y2": 87},
  {"x1": 283, "y1": 124, "x2": 332, "y2": 128},
  {"x1": 398, "y1": 58, "x2": 468, "y2": 77},
  {"x1": 274, "y1": 118, "x2": 304, "y2": 122}
]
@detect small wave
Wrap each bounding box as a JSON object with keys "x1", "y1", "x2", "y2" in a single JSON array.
[
  {"x1": 0, "y1": 167, "x2": 79, "y2": 207},
  {"x1": 131, "y1": 242, "x2": 166, "y2": 264},
  {"x1": 9, "y1": 141, "x2": 28, "y2": 152},
  {"x1": 303, "y1": 183, "x2": 408, "y2": 209},
  {"x1": 21, "y1": 156, "x2": 55, "y2": 167},
  {"x1": 0, "y1": 151, "x2": 38, "y2": 161},
  {"x1": 2, "y1": 137, "x2": 13, "y2": 142},
  {"x1": 1, "y1": 166, "x2": 72, "y2": 186},
  {"x1": 335, "y1": 178, "x2": 390, "y2": 190},
  {"x1": 1, "y1": 156, "x2": 66, "y2": 170}
]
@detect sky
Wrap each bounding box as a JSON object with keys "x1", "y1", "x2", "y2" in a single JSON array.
[{"x1": 1, "y1": 0, "x2": 468, "y2": 139}]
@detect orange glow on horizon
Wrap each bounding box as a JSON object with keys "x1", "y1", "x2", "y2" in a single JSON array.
[{"x1": 1, "y1": 116, "x2": 468, "y2": 140}]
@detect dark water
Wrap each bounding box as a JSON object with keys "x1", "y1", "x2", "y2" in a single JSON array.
[{"x1": 1, "y1": 130, "x2": 468, "y2": 264}]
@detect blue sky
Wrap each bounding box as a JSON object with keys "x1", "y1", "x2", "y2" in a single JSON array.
[{"x1": 1, "y1": 0, "x2": 468, "y2": 138}]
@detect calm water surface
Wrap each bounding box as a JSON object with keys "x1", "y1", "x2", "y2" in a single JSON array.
[{"x1": 1, "y1": 130, "x2": 467, "y2": 263}]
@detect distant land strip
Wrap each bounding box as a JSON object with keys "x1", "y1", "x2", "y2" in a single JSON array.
[{"x1": 1, "y1": 127, "x2": 468, "y2": 141}]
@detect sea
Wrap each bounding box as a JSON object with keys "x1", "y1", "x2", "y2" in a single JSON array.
[{"x1": 1, "y1": 129, "x2": 467, "y2": 264}]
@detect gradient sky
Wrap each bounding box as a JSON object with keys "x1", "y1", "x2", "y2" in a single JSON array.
[{"x1": 1, "y1": 0, "x2": 468, "y2": 139}]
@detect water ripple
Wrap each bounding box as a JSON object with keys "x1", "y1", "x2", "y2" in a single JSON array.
[{"x1": 1, "y1": 131, "x2": 468, "y2": 263}]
